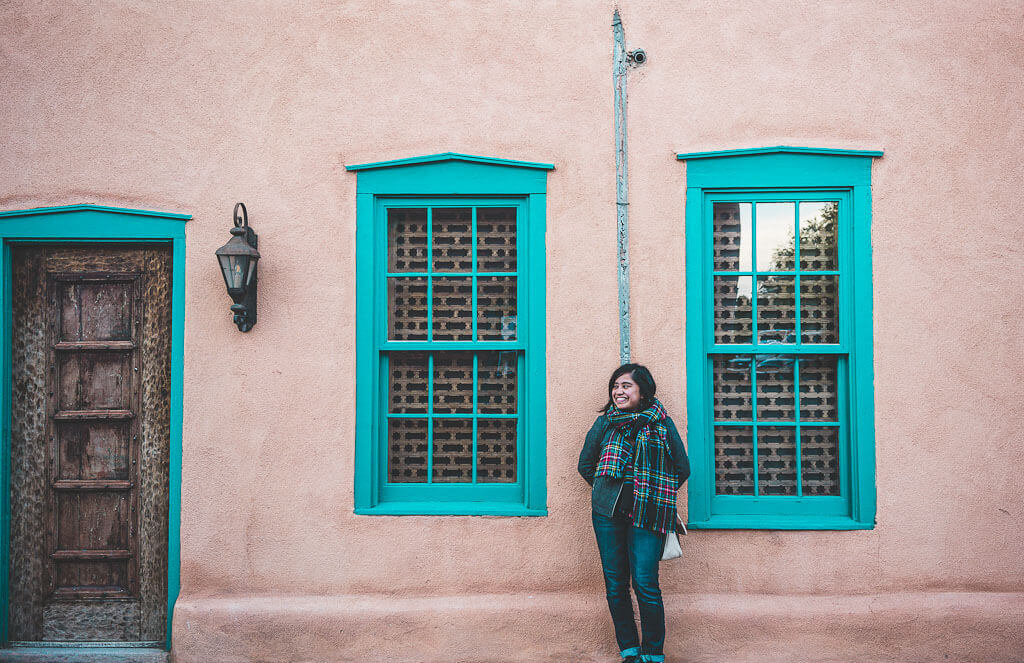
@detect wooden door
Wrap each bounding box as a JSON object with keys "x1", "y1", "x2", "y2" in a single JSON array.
[{"x1": 9, "y1": 245, "x2": 171, "y2": 643}]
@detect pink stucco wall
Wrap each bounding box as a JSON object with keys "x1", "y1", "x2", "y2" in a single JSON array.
[{"x1": 2, "y1": 1, "x2": 1023, "y2": 661}]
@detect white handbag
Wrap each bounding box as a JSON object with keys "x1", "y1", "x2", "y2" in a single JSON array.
[{"x1": 660, "y1": 518, "x2": 687, "y2": 561}]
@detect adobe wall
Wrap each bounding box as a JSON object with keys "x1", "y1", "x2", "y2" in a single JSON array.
[{"x1": 2, "y1": 1, "x2": 1022, "y2": 660}]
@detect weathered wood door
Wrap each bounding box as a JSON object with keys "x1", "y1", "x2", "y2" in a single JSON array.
[{"x1": 9, "y1": 245, "x2": 171, "y2": 643}]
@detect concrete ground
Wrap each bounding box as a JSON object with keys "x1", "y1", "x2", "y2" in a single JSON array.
[{"x1": 0, "y1": 648, "x2": 167, "y2": 663}]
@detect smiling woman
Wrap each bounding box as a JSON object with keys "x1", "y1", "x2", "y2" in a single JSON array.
[
  {"x1": 610, "y1": 371, "x2": 641, "y2": 411},
  {"x1": 577, "y1": 363, "x2": 690, "y2": 663}
]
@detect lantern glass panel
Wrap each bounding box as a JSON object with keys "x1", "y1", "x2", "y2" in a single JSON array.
[
  {"x1": 245, "y1": 255, "x2": 258, "y2": 288},
  {"x1": 218, "y1": 254, "x2": 249, "y2": 291}
]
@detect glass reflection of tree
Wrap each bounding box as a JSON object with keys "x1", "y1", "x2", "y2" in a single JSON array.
[
  {"x1": 758, "y1": 203, "x2": 837, "y2": 344},
  {"x1": 770, "y1": 202, "x2": 837, "y2": 271}
]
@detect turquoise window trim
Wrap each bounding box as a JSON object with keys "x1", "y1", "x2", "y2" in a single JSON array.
[
  {"x1": 680, "y1": 149, "x2": 879, "y2": 530},
  {"x1": 347, "y1": 154, "x2": 552, "y2": 196},
  {"x1": 346, "y1": 152, "x2": 555, "y2": 172},
  {"x1": 351, "y1": 155, "x2": 549, "y2": 516},
  {"x1": 0, "y1": 204, "x2": 189, "y2": 649},
  {"x1": 676, "y1": 145, "x2": 883, "y2": 161}
]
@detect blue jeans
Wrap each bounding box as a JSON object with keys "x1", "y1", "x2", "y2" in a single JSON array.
[{"x1": 592, "y1": 510, "x2": 666, "y2": 662}]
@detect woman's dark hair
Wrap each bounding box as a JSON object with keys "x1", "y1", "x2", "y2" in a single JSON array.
[{"x1": 600, "y1": 363, "x2": 657, "y2": 412}]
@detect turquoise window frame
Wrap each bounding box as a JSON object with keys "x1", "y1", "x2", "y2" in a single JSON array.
[
  {"x1": 0, "y1": 204, "x2": 189, "y2": 649},
  {"x1": 677, "y1": 147, "x2": 881, "y2": 530},
  {"x1": 347, "y1": 153, "x2": 551, "y2": 516}
]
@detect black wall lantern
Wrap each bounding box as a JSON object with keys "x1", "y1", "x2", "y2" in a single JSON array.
[{"x1": 215, "y1": 202, "x2": 260, "y2": 332}]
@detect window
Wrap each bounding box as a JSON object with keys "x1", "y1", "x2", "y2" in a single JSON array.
[
  {"x1": 348, "y1": 153, "x2": 551, "y2": 515},
  {"x1": 678, "y1": 147, "x2": 881, "y2": 529}
]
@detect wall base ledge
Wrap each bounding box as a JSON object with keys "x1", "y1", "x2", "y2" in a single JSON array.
[{"x1": 171, "y1": 591, "x2": 1024, "y2": 662}]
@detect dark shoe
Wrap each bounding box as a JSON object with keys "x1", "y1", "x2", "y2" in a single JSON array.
[{"x1": 623, "y1": 657, "x2": 642, "y2": 663}]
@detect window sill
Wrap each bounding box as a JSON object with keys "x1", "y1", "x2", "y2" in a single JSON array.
[
  {"x1": 687, "y1": 515, "x2": 874, "y2": 530},
  {"x1": 355, "y1": 502, "x2": 547, "y2": 517}
]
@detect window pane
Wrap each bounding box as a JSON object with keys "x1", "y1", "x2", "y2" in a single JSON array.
[
  {"x1": 755, "y1": 356, "x2": 796, "y2": 421},
  {"x1": 388, "y1": 277, "x2": 428, "y2": 341},
  {"x1": 478, "y1": 351, "x2": 517, "y2": 414},
  {"x1": 798, "y1": 357, "x2": 839, "y2": 421},
  {"x1": 800, "y1": 275, "x2": 839, "y2": 344},
  {"x1": 755, "y1": 202, "x2": 795, "y2": 272},
  {"x1": 714, "y1": 426, "x2": 754, "y2": 495},
  {"x1": 757, "y1": 426, "x2": 797, "y2": 495},
  {"x1": 712, "y1": 355, "x2": 752, "y2": 421},
  {"x1": 712, "y1": 202, "x2": 751, "y2": 272},
  {"x1": 388, "y1": 352, "x2": 428, "y2": 414},
  {"x1": 477, "y1": 419, "x2": 517, "y2": 482},
  {"x1": 388, "y1": 418, "x2": 428, "y2": 483},
  {"x1": 801, "y1": 427, "x2": 840, "y2": 495},
  {"x1": 713, "y1": 276, "x2": 752, "y2": 344},
  {"x1": 477, "y1": 208, "x2": 517, "y2": 272},
  {"x1": 757, "y1": 275, "x2": 796, "y2": 344},
  {"x1": 387, "y1": 208, "x2": 428, "y2": 272},
  {"x1": 432, "y1": 208, "x2": 472, "y2": 272},
  {"x1": 432, "y1": 277, "x2": 472, "y2": 341},
  {"x1": 477, "y1": 276, "x2": 517, "y2": 341},
  {"x1": 799, "y1": 202, "x2": 838, "y2": 271},
  {"x1": 433, "y1": 352, "x2": 473, "y2": 414},
  {"x1": 432, "y1": 418, "x2": 474, "y2": 482}
]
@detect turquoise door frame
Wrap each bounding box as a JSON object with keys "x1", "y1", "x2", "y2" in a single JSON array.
[{"x1": 0, "y1": 204, "x2": 190, "y2": 649}]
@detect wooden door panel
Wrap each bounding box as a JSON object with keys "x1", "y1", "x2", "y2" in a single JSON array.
[
  {"x1": 54, "y1": 559, "x2": 128, "y2": 592},
  {"x1": 9, "y1": 245, "x2": 170, "y2": 643},
  {"x1": 56, "y1": 352, "x2": 133, "y2": 411},
  {"x1": 57, "y1": 422, "x2": 131, "y2": 480},
  {"x1": 42, "y1": 602, "x2": 140, "y2": 642},
  {"x1": 59, "y1": 281, "x2": 134, "y2": 342},
  {"x1": 55, "y1": 492, "x2": 131, "y2": 551},
  {"x1": 46, "y1": 270, "x2": 141, "y2": 610}
]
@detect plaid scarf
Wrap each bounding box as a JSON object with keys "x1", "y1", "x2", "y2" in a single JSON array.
[{"x1": 595, "y1": 399, "x2": 679, "y2": 534}]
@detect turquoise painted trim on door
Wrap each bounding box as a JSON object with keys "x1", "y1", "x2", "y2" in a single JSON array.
[
  {"x1": 166, "y1": 235, "x2": 185, "y2": 648},
  {"x1": 0, "y1": 204, "x2": 189, "y2": 649},
  {"x1": 0, "y1": 244, "x2": 10, "y2": 647},
  {"x1": 681, "y1": 150, "x2": 880, "y2": 530},
  {"x1": 352, "y1": 156, "x2": 549, "y2": 516}
]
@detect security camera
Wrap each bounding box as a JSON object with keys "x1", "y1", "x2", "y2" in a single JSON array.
[{"x1": 627, "y1": 49, "x2": 647, "y2": 65}]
